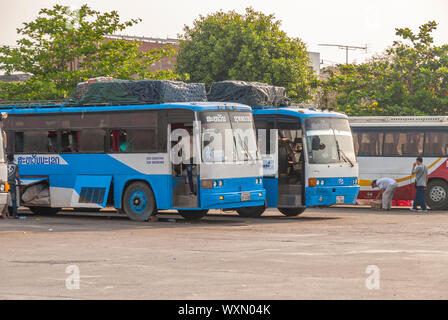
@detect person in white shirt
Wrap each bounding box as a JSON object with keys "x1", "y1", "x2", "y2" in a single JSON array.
[{"x1": 371, "y1": 177, "x2": 398, "y2": 211}]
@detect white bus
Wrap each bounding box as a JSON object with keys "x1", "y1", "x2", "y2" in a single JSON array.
[{"x1": 350, "y1": 116, "x2": 448, "y2": 209}]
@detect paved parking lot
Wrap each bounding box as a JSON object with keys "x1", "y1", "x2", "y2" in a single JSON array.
[{"x1": 1, "y1": 206, "x2": 448, "y2": 299}]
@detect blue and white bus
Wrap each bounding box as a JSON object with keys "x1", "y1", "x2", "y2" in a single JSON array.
[
  {"x1": 0, "y1": 102, "x2": 266, "y2": 221},
  {"x1": 236, "y1": 106, "x2": 360, "y2": 217}
]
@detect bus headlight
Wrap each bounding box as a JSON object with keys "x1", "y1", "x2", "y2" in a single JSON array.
[
  {"x1": 354, "y1": 178, "x2": 358, "y2": 185},
  {"x1": 218, "y1": 180, "x2": 223, "y2": 187}
]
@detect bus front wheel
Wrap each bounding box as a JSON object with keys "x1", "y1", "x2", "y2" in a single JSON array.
[
  {"x1": 278, "y1": 207, "x2": 306, "y2": 217},
  {"x1": 425, "y1": 180, "x2": 448, "y2": 210},
  {"x1": 123, "y1": 182, "x2": 156, "y2": 221},
  {"x1": 236, "y1": 205, "x2": 265, "y2": 218},
  {"x1": 28, "y1": 206, "x2": 60, "y2": 215},
  {"x1": 178, "y1": 210, "x2": 208, "y2": 220}
]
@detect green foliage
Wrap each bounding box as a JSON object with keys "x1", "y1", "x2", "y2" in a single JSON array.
[
  {"x1": 320, "y1": 21, "x2": 448, "y2": 116},
  {"x1": 0, "y1": 4, "x2": 185, "y2": 101},
  {"x1": 175, "y1": 7, "x2": 315, "y2": 102},
  {"x1": 0, "y1": 77, "x2": 65, "y2": 101}
]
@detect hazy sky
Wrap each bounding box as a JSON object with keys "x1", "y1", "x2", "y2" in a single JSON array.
[{"x1": 1, "y1": 0, "x2": 448, "y2": 66}]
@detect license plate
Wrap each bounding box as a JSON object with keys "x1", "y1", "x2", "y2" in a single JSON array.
[
  {"x1": 241, "y1": 192, "x2": 251, "y2": 201},
  {"x1": 336, "y1": 195, "x2": 344, "y2": 204}
]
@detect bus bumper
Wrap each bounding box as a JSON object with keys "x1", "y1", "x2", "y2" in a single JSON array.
[
  {"x1": 200, "y1": 189, "x2": 266, "y2": 209},
  {"x1": 305, "y1": 185, "x2": 360, "y2": 207}
]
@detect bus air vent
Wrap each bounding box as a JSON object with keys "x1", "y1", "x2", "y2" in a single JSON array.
[{"x1": 79, "y1": 187, "x2": 106, "y2": 204}]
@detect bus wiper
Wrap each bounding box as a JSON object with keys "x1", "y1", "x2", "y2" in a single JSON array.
[
  {"x1": 339, "y1": 145, "x2": 354, "y2": 167},
  {"x1": 333, "y1": 130, "x2": 354, "y2": 167},
  {"x1": 235, "y1": 134, "x2": 249, "y2": 160}
]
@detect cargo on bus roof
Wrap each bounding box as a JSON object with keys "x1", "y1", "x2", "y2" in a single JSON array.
[
  {"x1": 66, "y1": 79, "x2": 208, "y2": 106},
  {"x1": 207, "y1": 80, "x2": 291, "y2": 108}
]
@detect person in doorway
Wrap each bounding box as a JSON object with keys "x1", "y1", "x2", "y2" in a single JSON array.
[
  {"x1": 411, "y1": 157, "x2": 428, "y2": 213},
  {"x1": 183, "y1": 134, "x2": 196, "y2": 195},
  {"x1": 371, "y1": 177, "x2": 398, "y2": 211},
  {"x1": 7, "y1": 154, "x2": 21, "y2": 218}
]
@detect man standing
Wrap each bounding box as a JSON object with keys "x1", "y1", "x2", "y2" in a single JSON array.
[
  {"x1": 7, "y1": 154, "x2": 20, "y2": 218},
  {"x1": 411, "y1": 157, "x2": 428, "y2": 213},
  {"x1": 371, "y1": 177, "x2": 398, "y2": 211}
]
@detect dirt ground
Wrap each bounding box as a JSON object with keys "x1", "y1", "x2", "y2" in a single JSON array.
[{"x1": 1, "y1": 206, "x2": 448, "y2": 300}]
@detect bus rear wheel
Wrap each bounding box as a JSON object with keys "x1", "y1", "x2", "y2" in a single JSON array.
[
  {"x1": 425, "y1": 180, "x2": 448, "y2": 210},
  {"x1": 236, "y1": 205, "x2": 265, "y2": 218},
  {"x1": 28, "y1": 206, "x2": 60, "y2": 215},
  {"x1": 123, "y1": 182, "x2": 156, "y2": 221},
  {"x1": 178, "y1": 210, "x2": 208, "y2": 220},
  {"x1": 278, "y1": 207, "x2": 306, "y2": 217}
]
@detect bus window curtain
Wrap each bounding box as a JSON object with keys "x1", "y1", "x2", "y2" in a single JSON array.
[{"x1": 111, "y1": 130, "x2": 121, "y2": 152}]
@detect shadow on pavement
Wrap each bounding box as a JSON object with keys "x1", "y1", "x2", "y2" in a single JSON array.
[{"x1": 0, "y1": 208, "x2": 340, "y2": 233}]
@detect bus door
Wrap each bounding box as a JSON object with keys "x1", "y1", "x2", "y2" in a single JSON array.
[
  {"x1": 255, "y1": 116, "x2": 278, "y2": 208},
  {"x1": 168, "y1": 110, "x2": 199, "y2": 208},
  {"x1": 277, "y1": 116, "x2": 304, "y2": 208}
]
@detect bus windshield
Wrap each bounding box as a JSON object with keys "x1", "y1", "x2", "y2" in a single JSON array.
[
  {"x1": 199, "y1": 111, "x2": 259, "y2": 163},
  {"x1": 304, "y1": 117, "x2": 356, "y2": 165}
]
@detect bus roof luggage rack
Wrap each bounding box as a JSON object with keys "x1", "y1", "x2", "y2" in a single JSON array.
[
  {"x1": 207, "y1": 81, "x2": 291, "y2": 108},
  {"x1": 66, "y1": 79, "x2": 207, "y2": 106}
]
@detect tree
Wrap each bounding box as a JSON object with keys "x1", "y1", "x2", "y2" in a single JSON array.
[
  {"x1": 0, "y1": 4, "x2": 185, "y2": 100},
  {"x1": 175, "y1": 8, "x2": 314, "y2": 102},
  {"x1": 320, "y1": 21, "x2": 448, "y2": 116}
]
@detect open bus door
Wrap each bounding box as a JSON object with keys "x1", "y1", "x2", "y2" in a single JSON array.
[
  {"x1": 276, "y1": 116, "x2": 306, "y2": 216},
  {"x1": 168, "y1": 110, "x2": 199, "y2": 209}
]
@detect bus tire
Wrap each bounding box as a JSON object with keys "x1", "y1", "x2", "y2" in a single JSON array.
[
  {"x1": 29, "y1": 206, "x2": 60, "y2": 215},
  {"x1": 425, "y1": 180, "x2": 448, "y2": 210},
  {"x1": 236, "y1": 205, "x2": 265, "y2": 218},
  {"x1": 278, "y1": 207, "x2": 306, "y2": 217},
  {"x1": 178, "y1": 210, "x2": 208, "y2": 220},
  {"x1": 123, "y1": 182, "x2": 156, "y2": 221}
]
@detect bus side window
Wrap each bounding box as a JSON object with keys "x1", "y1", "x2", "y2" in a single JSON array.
[
  {"x1": 20, "y1": 131, "x2": 49, "y2": 153},
  {"x1": 424, "y1": 132, "x2": 448, "y2": 156},
  {"x1": 254, "y1": 118, "x2": 276, "y2": 155},
  {"x1": 126, "y1": 129, "x2": 158, "y2": 152},
  {"x1": 48, "y1": 131, "x2": 58, "y2": 152},
  {"x1": 14, "y1": 132, "x2": 23, "y2": 153},
  {"x1": 5, "y1": 132, "x2": 14, "y2": 154},
  {"x1": 119, "y1": 131, "x2": 128, "y2": 152},
  {"x1": 61, "y1": 131, "x2": 79, "y2": 153},
  {"x1": 79, "y1": 129, "x2": 106, "y2": 153},
  {"x1": 109, "y1": 130, "x2": 129, "y2": 153},
  {"x1": 354, "y1": 131, "x2": 384, "y2": 156}
]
